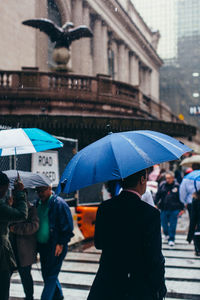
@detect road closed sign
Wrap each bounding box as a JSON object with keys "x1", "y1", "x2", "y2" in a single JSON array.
[{"x1": 32, "y1": 151, "x2": 59, "y2": 186}]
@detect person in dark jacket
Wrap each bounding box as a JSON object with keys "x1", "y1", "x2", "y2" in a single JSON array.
[
  {"x1": 155, "y1": 171, "x2": 184, "y2": 246},
  {"x1": 87, "y1": 169, "x2": 166, "y2": 300},
  {"x1": 0, "y1": 171, "x2": 27, "y2": 300},
  {"x1": 36, "y1": 185, "x2": 74, "y2": 300},
  {"x1": 187, "y1": 191, "x2": 200, "y2": 256},
  {"x1": 10, "y1": 195, "x2": 39, "y2": 300}
]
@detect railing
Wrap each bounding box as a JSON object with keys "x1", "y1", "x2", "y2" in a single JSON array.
[{"x1": 0, "y1": 69, "x2": 181, "y2": 123}]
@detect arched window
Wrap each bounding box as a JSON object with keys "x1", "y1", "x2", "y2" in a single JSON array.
[{"x1": 47, "y1": 0, "x2": 62, "y2": 68}]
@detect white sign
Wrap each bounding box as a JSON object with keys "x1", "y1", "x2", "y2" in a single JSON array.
[{"x1": 32, "y1": 151, "x2": 59, "y2": 187}]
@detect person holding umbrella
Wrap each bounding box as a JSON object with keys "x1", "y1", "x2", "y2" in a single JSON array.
[
  {"x1": 9, "y1": 189, "x2": 39, "y2": 300},
  {"x1": 87, "y1": 169, "x2": 167, "y2": 300},
  {"x1": 57, "y1": 129, "x2": 191, "y2": 300},
  {"x1": 0, "y1": 171, "x2": 28, "y2": 300}
]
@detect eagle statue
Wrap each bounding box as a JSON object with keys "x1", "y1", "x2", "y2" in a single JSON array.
[{"x1": 22, "y1": 18, "x2": 93, "y2": 70}]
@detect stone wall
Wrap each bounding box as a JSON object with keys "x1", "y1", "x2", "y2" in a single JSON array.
[{"x1": 0, "y1": 0, "x2": 36, "y2": 70}]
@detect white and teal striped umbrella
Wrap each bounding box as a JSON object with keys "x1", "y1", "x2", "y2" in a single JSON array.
[{"x1": 0, "y1": 128, "x2": 63, "y2": 156}]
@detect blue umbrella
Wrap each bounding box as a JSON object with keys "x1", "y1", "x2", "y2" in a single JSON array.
[
  {"x1": 185, "y1": 170, "x2": 200, "y2": 192},
  {"x1": 0, "y1": 128, "x2": 63, "y2": 156},
  {"x1": 57, "y1": 130, "x2": 191, "y2": 194}
]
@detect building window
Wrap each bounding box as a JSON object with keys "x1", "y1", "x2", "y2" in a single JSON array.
[{"x1": 47, "y1": 0, "x2": 62, "y2": 68}]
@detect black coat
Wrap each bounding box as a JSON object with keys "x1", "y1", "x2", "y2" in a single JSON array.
[
  {"x1": 87, "y1": 191, "x2": 166, "y2": 300},
  {"x1": 187, "y1": 197, "x2": 200, "y2": 243},
  {"x1": 0, "y1": 191, "x2": 28, "y2": 272},
  {"x1": 155, "y1": 180, "x2": 183, "y2": 211}
]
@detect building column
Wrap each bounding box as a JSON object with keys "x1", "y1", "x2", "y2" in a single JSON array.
[
  {"x1": 118, "y1": 42, "x2": 129, "y2": 82},
  {"x1": 118, "y1": 41, "x2": 125, "y2": 82},
  {"x1": 81, "y1": 2, "x2": 92, "y2": 75},
  {"x1": 71, "y1": 0, "x2": 83, "y2": 73},
  {"x1": 145, "y1": 69, "x2": 152, "y2": 96},
  {"x1": 101, "y1": 23, "x2": 108, "y2": 75},
  {"x1": 129, "y1": 52, "x2": 139, "y2": 86},
  {"x1": 151, "y1": 68, "x2": 159, "y2": 102},
  {"x1": 93, "y1": 16, "x2": 104, "y2": 75},
  {"x1": 124, "y1": 46, "x2": 129, "y2": 82},
  {"x1": 112, "y1": 40, "x2": 118, "y2": 80}
]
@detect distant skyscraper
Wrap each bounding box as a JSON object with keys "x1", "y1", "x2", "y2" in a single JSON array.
[
  {"x1": 132, "y1": 0, "x2": 177, "y2": 62},
  {"x1": 178, "y1": 0, "x2": 200, "y2": 39},
  {"x1": 132, "y1": 0, "x2": 200, "y2": 128}
]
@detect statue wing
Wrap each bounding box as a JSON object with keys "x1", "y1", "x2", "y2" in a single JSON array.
[
  {"x1": 22, "y1": 18, "x2": 63, "y2": 42},
  {"x1": 68, "y1": 26, "x2": 93, "y2": 43}
]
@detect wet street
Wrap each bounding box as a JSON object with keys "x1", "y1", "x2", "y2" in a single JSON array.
[{"x1": 10, "y1": 232, "x2": 200, "y2": 300}]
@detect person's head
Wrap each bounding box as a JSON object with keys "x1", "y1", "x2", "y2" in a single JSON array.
[
  {"x1": 165, "y1": 171, "x2": 175, "y2": 184},
  {"x1": 36, "y1": 185, "x2": 52, "y2": 203},
  {"x1": 121, "y1": 169, "x2": 147, "y2": 195},
  {"x1": 192, "y1": 163, "x2": 200, "y2": 170},
  {"x1": 0, "y1": 172, "x2": 9, "y2": 198}
]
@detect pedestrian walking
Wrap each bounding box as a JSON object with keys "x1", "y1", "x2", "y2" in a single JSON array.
[
  {"x1": 36, "y1": 185, "x2": 74, "y2": 300},
  {"x1": 155, "y1": 171, "x2": 184, "y2": 246},
  {"x1": 87, "y1": 169, "x2": 166, "y2": 300},
  {"x1": 187, "y1": 191, "x2": 200, "y2": 256},
  {"x1": 0, "y1": 171, "x2": 28, "y2": 300},
  {"x1": 9, "y1": 192, "x2": 39, "y2": 300},
  {"x1": 179, "y1": 163, "x2": 200, "y2": 220}
]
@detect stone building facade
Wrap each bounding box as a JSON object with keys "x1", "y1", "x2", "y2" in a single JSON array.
[{"x1": 0, "y1": 0, "x2": 162, "y2": 102}]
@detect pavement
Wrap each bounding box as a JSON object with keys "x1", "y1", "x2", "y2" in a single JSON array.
[{"x1": 10, "y1": 211, "x2": 200, "y2": 299}]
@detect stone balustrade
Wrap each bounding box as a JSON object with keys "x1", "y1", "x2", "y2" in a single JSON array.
[{"x1": 0, "y1": 69, "x2": 182, "y2": 123}]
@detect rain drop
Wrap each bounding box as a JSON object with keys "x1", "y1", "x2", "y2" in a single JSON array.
[{"x1": 115, "y1": 7, "x2": 118, "y2": 12}]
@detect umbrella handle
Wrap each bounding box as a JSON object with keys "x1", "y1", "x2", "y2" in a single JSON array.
[
  {"x1": 14, "y1": 147, "x2": 18, "y2": 171},
  {"x1": 17, "y1": 170, "x2": 20, "y2": 181}
]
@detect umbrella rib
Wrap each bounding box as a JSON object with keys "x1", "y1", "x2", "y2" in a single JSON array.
[
  {"x1": 127, "y1": 132, "x2": 184, "y2": 159},
  {"x1": 142, "y1": 132, "x2": 185, "y2": 152},
  {"x1": 109, "y1": 136, "x2": 124, "y2": 179},
  {"x1": 120, "y1": 134, "x2": 153, "y2": 165}
]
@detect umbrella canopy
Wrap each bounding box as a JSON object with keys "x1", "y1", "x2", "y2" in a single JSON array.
[
  {"x1": 57, "y1": 130, "x2": 191, "y2": 194},
  {"x1": 0, "y1": 128, "x2": 63, "y2": 156},
  {"x1": 180, "y1": 155, "x2": 200, "y2": 167},
  {"x1": 3, "y1": 170, "x2": 51, "y2": 189}
]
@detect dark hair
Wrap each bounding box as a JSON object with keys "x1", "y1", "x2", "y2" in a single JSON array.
[
  {"x1": 121, "y1": 169, "x2": 147, "y2": 189},
  {"x1": 0, "y1": 172, "x2": 9, "y2": 186}
]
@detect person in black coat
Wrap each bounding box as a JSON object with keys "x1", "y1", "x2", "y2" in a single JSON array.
[
  {"x1": 187, "y1": 192, "x2": 200, "y2": 256},
  {"x1": 155, "y1": 171, "x2": 184, "y2": 246},
  {"x1": 87, "y1": 169, "x2": 166, "y2": 300}
]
